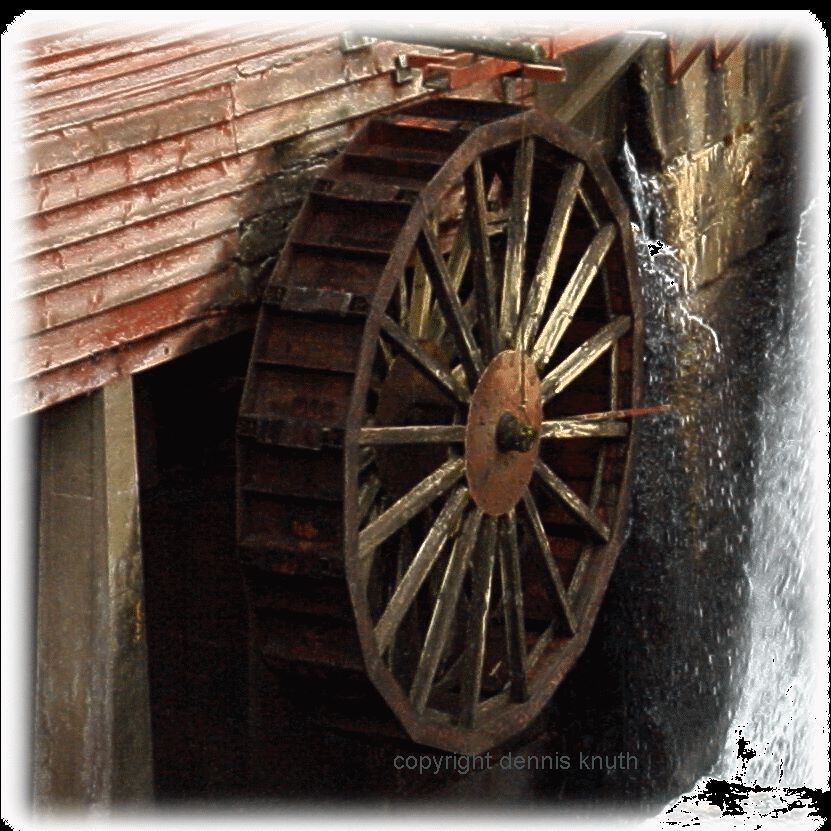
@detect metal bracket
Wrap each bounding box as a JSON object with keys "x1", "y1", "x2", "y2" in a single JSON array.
[
  {"x1": 392, "y1": 54, "x2": 416, "y2": 85},
  {"x1": 666, "y1": 34, "x2": 745, "y2": 85},
  {"x1": 339, "y1": 31, "x2": 377, "y2": 54},
  {"x1": 407, "y1": 51, "x2": 565, "y2": 92}
]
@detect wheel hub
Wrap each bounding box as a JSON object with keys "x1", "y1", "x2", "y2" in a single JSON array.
[
  {"x1": 495, "y1": 411, "x2": 539, "y2": 453},
  {"x1": 465, "y1": 350, "x2": 541, "y2": 516}
]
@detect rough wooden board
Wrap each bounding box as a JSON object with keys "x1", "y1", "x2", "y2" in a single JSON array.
[
  {"x1": 230, "y1": 39, "x2": 416, "y2": 116},
  {"x1": 25, "y1": 190, "x2": 247, "y2": 295},
  {"x1": 26, "y1": 28, "x2": 308, "y2": 109},
  {"x1": 19, "y1": 311, "x2": 255, "y2": 413},
  {"x1": 22, "y1": 264, "x2": 255, "y2": 379},
  {"x1": 25, "y1": 148, "x2": 274, "y2": 256},
  {"x1": 22, "y1": 23, "x2": 183, "y2": 64},
  {"x1": 22, "y1": 120, "x2": 239, "y2": 214},
  {"x1": 23, "y1": 26, "x2": 207, "y2": 80},
  {"x1": 23, "y1": 232, "x2": 238, "y2": 334},
  {"x1": 233, "y1": 69, "x2": 432, "y2": 152},
  {"x1": 24, "y1": 30, "x2": 334, "y2": 135},
  {"x1": 35, "y1": 377, "x2": 153, "y2": 806},
  {"x1": 27, "y1": 83, "x2": 234, "y2": 176},
  {"x1": 13, "y1": 26, "x2": 518, "y2": 415}
]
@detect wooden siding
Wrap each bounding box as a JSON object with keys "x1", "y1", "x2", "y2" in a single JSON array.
[{"x1": 14, "y1": 24, "x2": 513, "y2": 413}]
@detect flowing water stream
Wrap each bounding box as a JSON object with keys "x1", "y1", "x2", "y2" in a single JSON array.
[{"x1": 620, "y1": 142, "x2": 827, "y2": 825}]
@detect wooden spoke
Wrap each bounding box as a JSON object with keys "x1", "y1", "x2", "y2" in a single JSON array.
[
  {"x1": 609, "y1": 337, "x2": 620, "y2": 408},
  {"x1": 516, "y1": 161, "x2": 584, "y2": 351},
  {"x1": 520, "y1": 491, "x2": 576, "y2": 635},
  {"x1": 465, "y1": 158, "x2": 499, "y2": 361},
  {"x1": 539, "y1": 315, "x2": 630, "y2": 402},
  {"x1": 410, "y1": 507, "x2": 483, "y2": 714},
  {"x1": 447, "y1": 225, "x2": 472, "y2": 291},
  {"x1": 527, "y1": 624, "x2": 556, "y2": 673},
  {"x1": 379, "y1": 337, "x2": 395, "y2": 369},
  {"x1": 380, "y1": 314, "x2": 471, "y2": 403},
  {"x1": 458, "y1": 515, "x2": 498, "y2": 727},
  {"x1": 397, "y1": 276, "x2": 409, "y2": 329},
  {"x1": 441, "y1": 295, "x2": 478, "y2": 363},
  {"x1": 578, "y1": 185, "x2": 600, "y2": 230},
  {"x1": 500, "y1": 137, "x2": 535, "y2": 349},
  {"x1": 358, "y1": 425, "x2": 466, "y2": 446},
  {"x1": 498, "y1": 511, "x2": 529, "y2": 702},
  {"x1": 408, "y1": 214, "x2": 438, "y2": 338},
  {"x1": 375, "y1": 486, "x2": 469, "y2": 655},
  {"x1": 568, "y1": 447, "x2": 606, "y2": 604},
  {"x1": 540, "y1": 419, "x2": 629, "y2": 439},
  {"x1": 357, "y1": 475, "x2": 382, "y2": 525},
  {"x1": 450, "y1": 364, "x2": 467, "y2": 387},
  {"x1": 358, "y1": 458, "x2": 465, "y2": 558},
  {"x1": 408, "y1": 252, "x2": 433, "y2": 338},
  {"x1": 534, "y1": 459, "x2": 610, "y2": 542},
  {"x1": 387, "y1": 524, "x2": 416, "y2": 671},
  {"x1": 418, "y1": 223, "x2": 484, "y2": 388},
  {"x1": 532, "y1": 222, "x2": 617, "y2": 367},
  {"x1": 429, "y1": 225, "x2": 471, "y2": 341},
  {"x1": 358, "y1": 447, "x2": 375, "y2": 473}
]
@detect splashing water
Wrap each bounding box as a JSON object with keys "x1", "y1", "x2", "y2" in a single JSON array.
[
  {"x1": 618, "y1": 141, "x2": 826, "y2": 825},
  {"x1": 622, "y1": 138, "x2": 721, "y2": 355},
  {"x1": 710, "y1": 199, "x2": 826, "y2": 790}
]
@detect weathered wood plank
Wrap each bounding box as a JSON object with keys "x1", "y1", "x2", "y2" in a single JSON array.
[
  {"x1": 27, "y1": 28, "x2": 256, "y2": 101},
  {"x1": 26, "y1": 27, "x2": 308, "y2": 104},
  {"x1": 21, "y1": 265, "x2": 254, "y2": 379},
  {"x1": 25, "y1": 29, "x2": 334, "y2": 133},
  {"x1": 231, "y1": 39, "x2": 412, "y2": 116},
  {"x1": 24, "y1": 231, "x2": 238, "y2": 334},
  {"x1": 21, "y1": 24, "x2": 177, "y2": 64},
  {"x1": 23, "y1": 35, "x2": 415, "y2": 173},
  {"x1": 234, "y1": 70, "x2": 431, "y2": 153},
  {"x1": 11, "y1": 29, "x2": 512, "y2": 420},
  {"x1": 23, "y1": 115, "x2": 352, "y2": 217},
  {"x1": 35, "y1": 376, "x2": 153, "y2": 806},
  {"x1": 18, "y1": 311, "x2": 255, "y2": 414},
  {"x1": 22, "y1": 121, "x2": 238, "y2": 214},
  {"x1": 24, "y1": 191, "x2": 247, "y2": 296},
  {"x1": 23, "y1": 27, "x2": 197, "y2": 79},
  {"x1": 25, "y1": 148, "x2": 275, "y2": 257},
  {"x1": 27, "y1": 83, "x2": 235, "y2": 176}
]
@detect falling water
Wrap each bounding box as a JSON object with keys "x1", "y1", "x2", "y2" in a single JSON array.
[
  {"x1": 619, "y1": 141, "x2": 827, "y2": 824},
  {"x1": 709, "y1": 199, "x2": 826, "y2": 790}
]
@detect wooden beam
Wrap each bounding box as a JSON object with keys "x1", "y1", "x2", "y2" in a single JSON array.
[{"x1": 34, "y1": 378, "x2": 153, "y2": 806}]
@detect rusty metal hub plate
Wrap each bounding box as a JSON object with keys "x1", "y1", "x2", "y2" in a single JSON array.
[{"x1": 465, "y1": 350, "x2": 541, "y2": 516}]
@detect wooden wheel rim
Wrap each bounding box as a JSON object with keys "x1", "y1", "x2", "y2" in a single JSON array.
[{"x1": 343, "y1": 109, "x2": 643, "y2": 755}]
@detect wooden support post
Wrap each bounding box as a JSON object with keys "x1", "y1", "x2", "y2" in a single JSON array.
[{"x1": 34, "y1": 378, "x2": 153, "y2": 807}]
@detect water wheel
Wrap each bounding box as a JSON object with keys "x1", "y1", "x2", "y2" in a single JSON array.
[{"x1": 237, "y1": 98, "x2": 642, "y2": 755}]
